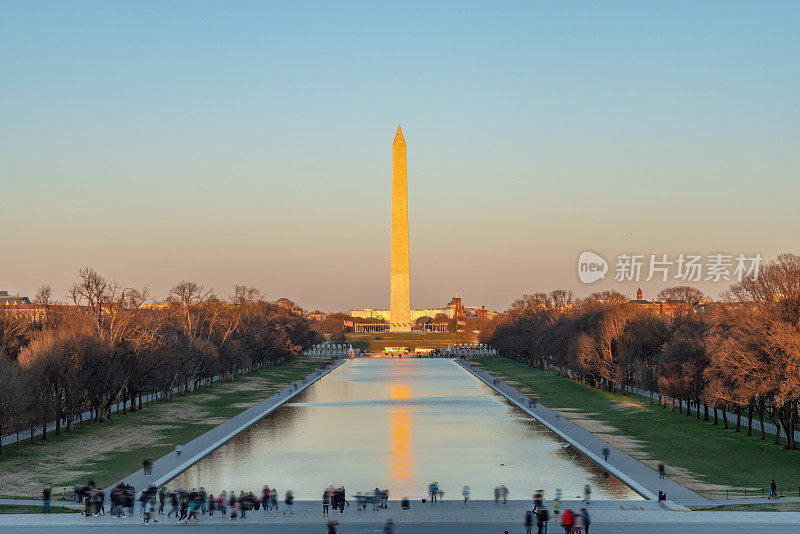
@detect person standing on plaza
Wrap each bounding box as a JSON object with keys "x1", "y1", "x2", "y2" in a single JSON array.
[
  {"x1": 462, "y1": 485, "x2": 470, "y2": 505},
  {"x1": 581, "y1": 508, "x2": 591, "y2": 534},
  {"x1": 536, "y1": 505, "x2": 549, "y2": 534},
  {"x1": 284, "y1": 490, "x2": 295, "y2": 514},
  {"x1": 207, "y1": 493, "x2": 216, "y2": 517},
  {"x1": 228, "y1": 490, "x2": 237, "y2": 518},
  {"x1": 323, "y1": 489, "x2": 330, "y2": 516},
  {"x1": 143, "y1": 497, "x2": 154, "y2": 524},
  {"x1": 560, "y1": 507, "x2": 574, "y2": 534},
  {"x1": 262, "y1": 486, "x2": 270, "y2": 513},
  {"x1": 494, "y1": 485, "x2": 501, "y2": 504},
  {"x1": 42, "y1": 486, "x2": 51, "y2": 514},
  {"x1": 175, "y1": 444, "x2": 182, "y2": 458},
  {"x1": 525, "y1": 509, "x2": 534, "y2": 534},
  {"x1": 573, "y1": 508, "x2": 584, "y2": 533},
  {"x1": 168, "y1": 489, "x2": 179, "y2": 518},
  {"x1": 501, "y1": 484, "x2": 508, "y2": 504},
  {"x1": 658, "y1": 463, "x2": 665, "y2": 479},
  {"x1": 769, "y1": 479, "x2": 777, "y2": 499},
  {"x1": 198, "y1": 487, "x2": 207, "y2": 515},
  {"x1": 158, "y1": 486, "x2": 166, "y2": 515},
  {"x1": 583, "y1": 484, "x2": 591, "y2": 504},
  {"x1": 533, "y1": 490, "x2": 543, "y2": 512},
  {"x1": 238, "y1": 490, "x2": 247, "y2": 519},
  {"x1": 271, "y1": 488, "x2": 279, "y2": 512}
]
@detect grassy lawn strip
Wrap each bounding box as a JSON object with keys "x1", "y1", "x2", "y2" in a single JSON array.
[
  {"x1": 690, "y1": 502, "x2": 800, "y2": 512},
  {"x1": 475, "y1": 356, "x2": 800, "y2": 495},
  {"x1": 0, "y1": 504, "x2": 79, "y2": 514},
  {"x1": 0, "y1": 357, "x2": 327, "y2": 497}
]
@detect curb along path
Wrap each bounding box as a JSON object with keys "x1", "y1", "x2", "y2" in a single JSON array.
[
  {"x1": 454, "y1": 358, "x2": 711, "y2": 507},
  {"x1": 106, "y1": 359, "x2": 347, "y2": 495}
]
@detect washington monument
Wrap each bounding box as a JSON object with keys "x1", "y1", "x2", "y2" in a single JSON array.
[{"x1": 390, "y1": 125, "x2": 411, "y2": 332}]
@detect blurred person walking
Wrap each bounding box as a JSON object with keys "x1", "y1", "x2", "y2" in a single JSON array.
[{"x1": 42, "y1": 486, "x2": 51, "y2": 515}]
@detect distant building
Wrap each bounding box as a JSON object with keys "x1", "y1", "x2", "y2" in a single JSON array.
[
  {"x1": 0, "y1": 291, "x2": 30, "y2": 305},
  {"x1": 629, "y1": 288, "x2": 709, "y2": 315},
  {"x1": 349, "y1": 295, "x2": 493, "y2": 323},
  {"x1": 276, "y1": 297, "x2": 303, "y2": 315},
  {"x1": 306, "y1": 310, "x2": 332, "y2": 322}
]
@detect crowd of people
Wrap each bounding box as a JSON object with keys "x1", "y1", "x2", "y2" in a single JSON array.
[
  {"x1": 67, "y1": 480, "x2": 300, "y2": 524},
  {"x1": 526, "y1": 489, "x2": 592, "y2": 534},
  {"x1": 62, "y1": 478, "x2": 595, "y2": 532}
]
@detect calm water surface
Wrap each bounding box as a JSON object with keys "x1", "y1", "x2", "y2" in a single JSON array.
[{"x1": 172, "y1": 359, "x2": 640, "y2": 500}]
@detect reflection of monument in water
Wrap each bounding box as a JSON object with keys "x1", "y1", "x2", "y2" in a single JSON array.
[{"x1": 390, "y1": 126, "x2": 411, "y2": 332}]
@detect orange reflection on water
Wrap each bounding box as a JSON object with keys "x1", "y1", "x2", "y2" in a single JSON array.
[{"x1": 388, "y1": 384, "x2": 413, "y2": 480}]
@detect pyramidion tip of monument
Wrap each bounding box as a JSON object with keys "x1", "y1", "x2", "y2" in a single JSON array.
[{"x1": 394, "y1": 124, "x2": 405, "y2": 143}]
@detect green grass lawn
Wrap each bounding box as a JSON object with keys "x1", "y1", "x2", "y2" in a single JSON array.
[
  {"x1": 342, "y1": 332, "x2": 475, "y2": 351},
  {"x1": 0, "y1": 504, "x2": 79, "y2": 514},
  {"x1": 690, "y1": 502, "x2": 800, "y2": 512},
  {"x1": 476, "y1": 355, "x2": 800, "y2": 498},
  {"x1": 0, "y1": 357, "x2": 327, "y2": 498}
]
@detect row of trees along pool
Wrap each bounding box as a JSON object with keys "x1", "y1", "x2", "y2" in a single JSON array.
[
  {"x1": 0, "y1": 268, "x2": 321, "y2": 454},
  {"x1": 481, "y1": 253, "x2": 800, "y2": 450}
]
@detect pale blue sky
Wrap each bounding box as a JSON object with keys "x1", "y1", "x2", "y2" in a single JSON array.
[{"x1": 1, "y1": 1, "x2": 798, "y2": 311}]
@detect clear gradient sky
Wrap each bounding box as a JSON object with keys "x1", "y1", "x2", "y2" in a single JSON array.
[{"x1": 1, "y1": 1, "x2": 798, "y2": 311}]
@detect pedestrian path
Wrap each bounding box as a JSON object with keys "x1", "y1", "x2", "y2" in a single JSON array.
[
  {"x1": 454, "y1": 359, "x2": 712, "y2": 506},
  {"x1": 104, "y1": 359, "x2": 346, "y2": 495},
  {"x1": 1, "y1": 499, "x2": 800, "y2": 527}
]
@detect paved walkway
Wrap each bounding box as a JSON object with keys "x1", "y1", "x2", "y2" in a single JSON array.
[
  {"x1": 105, "y1": 359, "x2": 346, "y2": 495},
  {"x1": 2, "y1": 500, "x2": 800, "y2": 529},
  {"x1": 454, "y1": 359, "x2": 712, "y2": 506}
]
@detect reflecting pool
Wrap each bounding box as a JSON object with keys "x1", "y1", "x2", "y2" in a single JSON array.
[{"x1": 171, "y1": 358, "x2": 640, "y2": 500}]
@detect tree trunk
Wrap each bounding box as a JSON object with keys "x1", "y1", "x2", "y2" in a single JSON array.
[
  {"x1": 746, "y1": 402, "x2": 753, "y2": 437},
  {"x1": 713, "y1": 406, "x2": 719, "y2": 426},
  {"x1": 759, "y1": 401, "x2": 765, "y2": 440},
  {"x1": 722, "y1": 408, "x2": 729, "y2": 430},
  {"x1": 782, "y1": 402, "x2": 797, "y2": 450},
  {"x1": 41, "y1": 419, "x2": 47, "y2": 441},
  {"x1": 704, "y1": 403, "x2": 710, "y2": 422},
  {"x1": 55, "y1": 413, "x2": 61, "y2": 437}
]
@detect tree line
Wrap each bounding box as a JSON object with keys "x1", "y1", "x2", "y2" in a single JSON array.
[
  {"x1": 0, "y1": 268, "x2": 320, "y2": 454},
  {"x1": 481, "y1": 253, "x2": 800, "y2": 450}
]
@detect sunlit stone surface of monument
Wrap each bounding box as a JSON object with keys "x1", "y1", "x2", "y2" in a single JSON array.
[{"x1": 390, "y1": 126, "x2": 411, "y2": 332}]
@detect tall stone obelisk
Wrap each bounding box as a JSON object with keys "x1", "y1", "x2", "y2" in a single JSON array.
[{"x1": 390, "y1": 125, "x2": 411, "y2": 332}]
